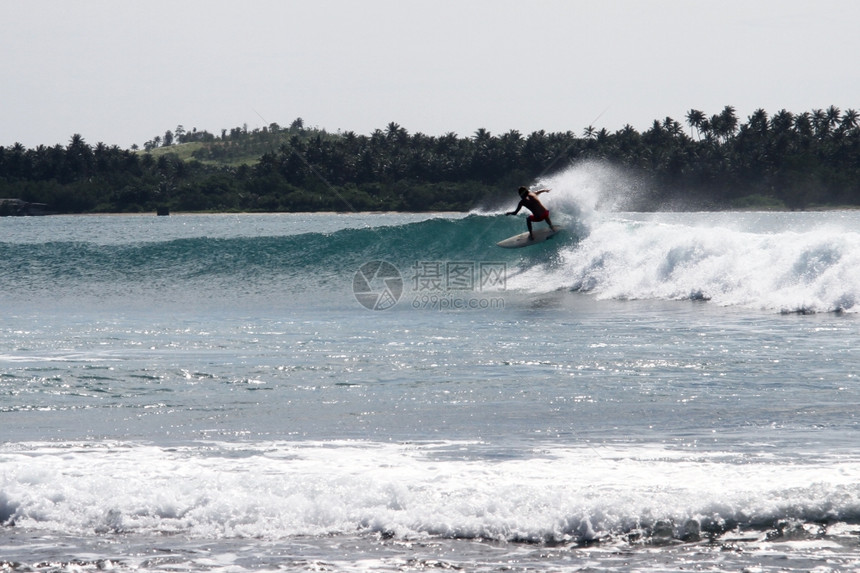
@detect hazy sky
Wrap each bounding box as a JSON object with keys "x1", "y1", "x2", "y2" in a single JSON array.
[{"x1": 2, "y1": 0, "x2": 858, "y2": 149}]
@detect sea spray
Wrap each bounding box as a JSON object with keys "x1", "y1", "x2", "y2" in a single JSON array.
[
  {"x1": 533, "y1": 160, "x2": 648, "y2": 219},
  {"x1": 474, "y1": 160, "x2": 643, "y2": 221},
  {"x1": 507, "y1": 212, "x2": 860, "y2": 313}
]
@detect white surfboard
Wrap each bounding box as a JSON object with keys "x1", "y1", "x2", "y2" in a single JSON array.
[{"x1": 496, "y1": 226, "x2": 562, "y2": 248}]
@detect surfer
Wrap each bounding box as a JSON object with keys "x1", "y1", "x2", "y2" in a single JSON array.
[{"x1": 506, "y1": 186, "x2": 555, "y2": 240}]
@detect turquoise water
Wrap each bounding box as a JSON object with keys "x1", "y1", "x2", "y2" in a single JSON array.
[{"x1": 2, "y1": 189, "x2": 860, "y2": 571}]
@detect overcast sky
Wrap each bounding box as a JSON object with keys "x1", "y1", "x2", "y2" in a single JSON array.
[{"x1": 2, "y1": 0, "x2": 858, "y2": 149}]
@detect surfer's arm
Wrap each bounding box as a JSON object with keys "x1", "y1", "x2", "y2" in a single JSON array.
[
  {"x1": 506, "y1": 202, "x2": 523, "y2": 216},
  {"x1": 534, "y1": 189, "x2": 550, "y2": 195}
]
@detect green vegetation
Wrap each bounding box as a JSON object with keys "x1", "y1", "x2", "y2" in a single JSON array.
[{"x1": 2, "y1": 106, "x2": 859, "y2": 214}]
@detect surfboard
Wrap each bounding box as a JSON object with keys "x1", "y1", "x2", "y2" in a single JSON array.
[{"x1": 496, "y1": 226, "x2": 562, "y2": 248}]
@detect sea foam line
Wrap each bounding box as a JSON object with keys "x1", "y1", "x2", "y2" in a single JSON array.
[{"x1": 2, "y1": 441, "x2": 859, "y2": 543}]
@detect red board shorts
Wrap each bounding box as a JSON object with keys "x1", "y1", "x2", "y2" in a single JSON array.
[{"x1": 528, "y1": 210, "x2": 550, "y2": 223}]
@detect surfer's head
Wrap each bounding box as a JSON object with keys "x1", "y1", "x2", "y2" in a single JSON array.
[{"x1": 518, "y1": 186, "x2": 529, "y2": 198}]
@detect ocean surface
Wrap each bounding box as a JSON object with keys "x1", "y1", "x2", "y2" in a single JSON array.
[{"x1": 2, "y1": 165, "x2": 859, "y2": 572}]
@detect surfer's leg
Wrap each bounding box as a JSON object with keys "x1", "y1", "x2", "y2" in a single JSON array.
[
  {"x1": 526, "y1": 218, "x2": 534, "y2": 240},
  {"x1": 546, "y1": 215, "x2": 555, "y2": 231}
]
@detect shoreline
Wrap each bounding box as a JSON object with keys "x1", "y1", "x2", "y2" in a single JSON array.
[
  {"x1": 26, "y1": 205, "x2": 860, "y2": 217},
  {"x1": 35, "y1": 210, "x2": 471, "y2": 217}
]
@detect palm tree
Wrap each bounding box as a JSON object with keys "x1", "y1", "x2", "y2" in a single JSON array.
[
  {"x1": 686, "y1": 109, "x2": 705, "y2": 139},
  {"x1": 794, "y1": 112, "x2": 812, "y2": 137},
  {"x1": 620, "y1": 124, "x2": 637, "y2": 136},
  {"x1": 748, "y1": 108, "x2": 769, "y2": 135},
  {"x1": 499, "y1": 130, "x2": 523, "y2": 168},
  {"x1": 699, "y1": 117, "x2": 713, "y2": 142},
  {"x1": 826, "y1": 105, "x2": 841, "y2": 131},
  {"x1": 811, "y1": 109, "x2": 828, "y2": 138},
  {"x1": 502, "y1": 129, "x2": 522, "y2": 142},
  {"x1": 4, "y1": 142, "x2": 28, "y2": 178},
  {"x1": 385, "y1": 122, "x2": 404, "y2": 141},
  {"x1": 707, "y1": 113, "x2": 724, "y2": 142},
  {"x1": 719, "y1": 105, "x2": 738, "y2": 141},
  {"x1": 67, "y1": 133, "x2": 87, "y2": 150},
  {"x1": 614, "y1": 124, "x2": 641, "y2": 162},
  {"x1": 66, "y1": 133, "x2": 94, "y2": 177},
  {"x1": 473, "y1": 128, "x2": 492, "y2": 142},
  {"x1": 663, "y1": 117, "x2": 683, "y2": 137},
  {"x1": 94, "y1": 142, "x2": 109, "y2": 171},
  {"x1": 583, "y1": 125, "x2": 597, "y2": 139},
  {"x1": 770, "y1": 109, "x2": 794, "y2": 134},
  {"x1": 342, "y1": 130, "x2": 358, "y2": 145},
  {"x1": 840, "y1": 109, "x2": 858, "y2": 133}
]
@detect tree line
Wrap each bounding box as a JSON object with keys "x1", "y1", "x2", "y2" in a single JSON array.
[{"x1": 1, "y1": 105, "x2": 859, "y2": 214}]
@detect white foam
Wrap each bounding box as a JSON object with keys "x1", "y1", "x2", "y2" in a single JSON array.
[
  {"x1": 2, "y1": 441, "x2": 859, "y2": 543},
  {"x1": 508, "y1": 208, "x2": 860, "y2": 313}
]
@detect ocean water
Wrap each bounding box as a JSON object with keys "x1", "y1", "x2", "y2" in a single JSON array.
[{"x1": 2, "y1": 166, "x2": 860, "y2": 572}]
